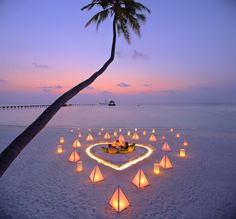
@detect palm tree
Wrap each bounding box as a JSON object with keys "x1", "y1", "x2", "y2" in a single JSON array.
[{"x1": 0, "y1": 0, "x2": 150, "y2": 177}]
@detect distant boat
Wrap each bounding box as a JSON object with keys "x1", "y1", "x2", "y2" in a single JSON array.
[{"x1": 108, "y1": 100, "x2": 116, "y2": 106}]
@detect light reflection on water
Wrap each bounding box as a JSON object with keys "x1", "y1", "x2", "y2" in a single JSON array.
[{"x1": 0, "y1": 104, "x2": 236, "y2": 131}]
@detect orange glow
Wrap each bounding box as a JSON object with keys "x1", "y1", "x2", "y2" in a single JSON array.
[
  {"x1": 162, "y1": 142, "x2": 171, "y2": 152},
  {"x1": 88, "y1": 128, "x2": 92, "y2": 132},
  {"x1": 142, "y1": 130, "x2": 147, "y2": 136},
  {"x1": 76, "y1": 161, "x2": 83, "y2": 172},
  {"x1": 149, "y1": 134, "x2": 157, "y2": 142},
  {"x1": 132, "y1": 169, "x2": 150, "y2": 189},
  {"x1": 176, "y1": 133, "x2": 181, "y2": 138},
  {"x1": 86, "y1": 133, "x2": 94, "y2": 141},
  {"x1": 119, "y1": 128, "x2": 122, "y2": 132},
  {"x1": 134, "y1": 128, "x2": 138, "y2": 132},
  {"x1": 89, "y1": 165, "x2": 104, "y2": 183},
  {"x1": 179, "y1": 149, "x2": 186, "y2": 157},
  {"x1": 159, "y1": 155, "x2": 173, "y2": 169},
  {"x1": 69, "y1": 129, "x2": 74, "y2": 133},
  {"x1": 68, "y1": 151, "x2": 80, "y2": 162},
  {"x1": 59, "y1": 137, "x2": 64, "y2": 144},
  {"x1": 132, "y1": 132, "x2": 140, "y2": 140},
  {"x1": 56, "y1": 145, "x2": 63, "y2": 154},
  {"x1": 109, "y1": 186, "x2": 130, "y2": 213},
  {"x1": 72, "y1": 139, "x2": 81, "y2": 148},
  {"x1": 183, "y1": 140, "x2": 188, "y2": 147},
  {"x1": 152, "y1": 129, "x2": 155, "y2": 133},
  {"x1": 170, "y1": 128, "x2": 174, "y2": 132},
  {"x1": 104, "y1": 132, "x2": 111, "y2": 140},
  {"x1": 153, "y1": 163, "x2": 160, "y2": 175},
  {"x1": 101, "y1": 128, "x2": 104, "y2": 131},
  {"x1": 127, "y1": 130, "x2": 131, "y2": 136},
  {"x1": 77, "y1": 128, "x2": 80, "y2": 131},
  {"x1": 113, "y1": 131, "x2": 118, "y2": 137},
  {"x1": 78, "y1": 132, "x2": 82, "y2": 138},
  {"x1": 118, "y1": 135, "x2": 125, "y2": 142}
]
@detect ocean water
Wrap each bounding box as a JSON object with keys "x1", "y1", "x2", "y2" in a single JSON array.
[{"x1": 0, "y1": 104, "x2": 236, "y2": 132}]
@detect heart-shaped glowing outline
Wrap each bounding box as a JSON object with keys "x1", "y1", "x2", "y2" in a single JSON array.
[{"x1": 86, "y1": 142, "x2": 153, "y2": 171}]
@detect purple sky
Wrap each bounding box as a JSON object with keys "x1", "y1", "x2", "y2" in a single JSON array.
[{"x1": 0, "y1": 0, "x2": 236, "y2": 104}]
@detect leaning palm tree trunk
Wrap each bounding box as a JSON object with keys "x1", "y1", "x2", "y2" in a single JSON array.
[{"x1": 0, "y1": 17, "x2": 117, "y2": 177}]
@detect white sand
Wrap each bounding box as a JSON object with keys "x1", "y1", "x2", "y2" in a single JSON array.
[{"x1": 0, "y1": 125, "x2": 236, "y2": 219}]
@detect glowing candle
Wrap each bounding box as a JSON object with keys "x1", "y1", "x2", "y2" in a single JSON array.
[
  {"x1": 142, "y1": 130, "x2": 146, "y2": 136},
  {"x1": 113, "y1": 131, "x2": 118, "y2": 137},
  {"x1": 153, "y1": 163, "x2": 160, "y2": 175},
  {"x1": 170, "y1": 128, "x2": 174, "y2": 132},
  {"x1": 56, "y1": 145, "x2": 63, "y2": 154},
  {"x1": 59, "y1": 137, "x2": 64, "y2": 144},
  {"x1": 152, "y1": 129, "x2": 155, "y2": 133},
  {"x1": 183, "y1": 140, "x2": 188, "y2": 147},
  {"x1": 176, "y1": 133, "x2": 181, "y2": 138},
  {"x1": 76, "y1": 161, "x2": 83, "y2": 172},
  {"x1": 179, "y1": 149, "x2": 186, "y2": 157},
  {"x1": 127, "y1": 130, "x2": 131, "y2": 136}
]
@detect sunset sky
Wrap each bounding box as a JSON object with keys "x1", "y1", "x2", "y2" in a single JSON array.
[{"x1": 0, "y1": 0, "x2": 236, "y2": 104}]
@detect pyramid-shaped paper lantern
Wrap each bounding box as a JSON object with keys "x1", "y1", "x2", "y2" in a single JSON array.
[
  {"x1": 118, "y1": 135, "x2": 125, "y2": 142},
  {"x1": 89, "y1": 165, "x2": 104, "y2": 183},
  {"x1": 162, "y1": 142, "x2": 171, "y2": 152},
  {"x1": 109, "y1": 186, "x2": 130, "y2": 213},
  {"x1": 142, "y1": 130, "x2": 147, "y2": 136},
  {"x1": 72, "y1": 139, "x2": 81, "y2": 148},
  {"x1": 176, "y1": 133, "x2": 181, "y2": 138},
  {"x1": 149, "y1": 134, "x2": 157, "y2": 142},
  {"x1": 159, "y1": 155, "x2": 173, "y2": 169},
  {"x1": 132, "y1": 132, "x2": 140, "y2": 140},
  {"x1": 113, "y1": 131, "x2": 118, "y2": 137},
  {"x1": 86, "y1": 133, "x2": 94, "y2": 141},
  {"x1": 68, "y1": 151, "x2": 80, "y2": 162},
  {"x1": 104, "y1": 132, "x2": 111, "y2": 140},
  {"x1": 132, "y1": 169, "x2": 150, "y2": 188}
]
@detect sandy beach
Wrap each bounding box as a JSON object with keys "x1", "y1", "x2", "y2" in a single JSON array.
[{"x1": 1, "y1": 123, "x2": 235, "y2": 219}]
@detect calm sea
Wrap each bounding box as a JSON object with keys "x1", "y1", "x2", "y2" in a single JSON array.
[{"x1": 0, "y1": 104, "x2": 236, "y2": 132}]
